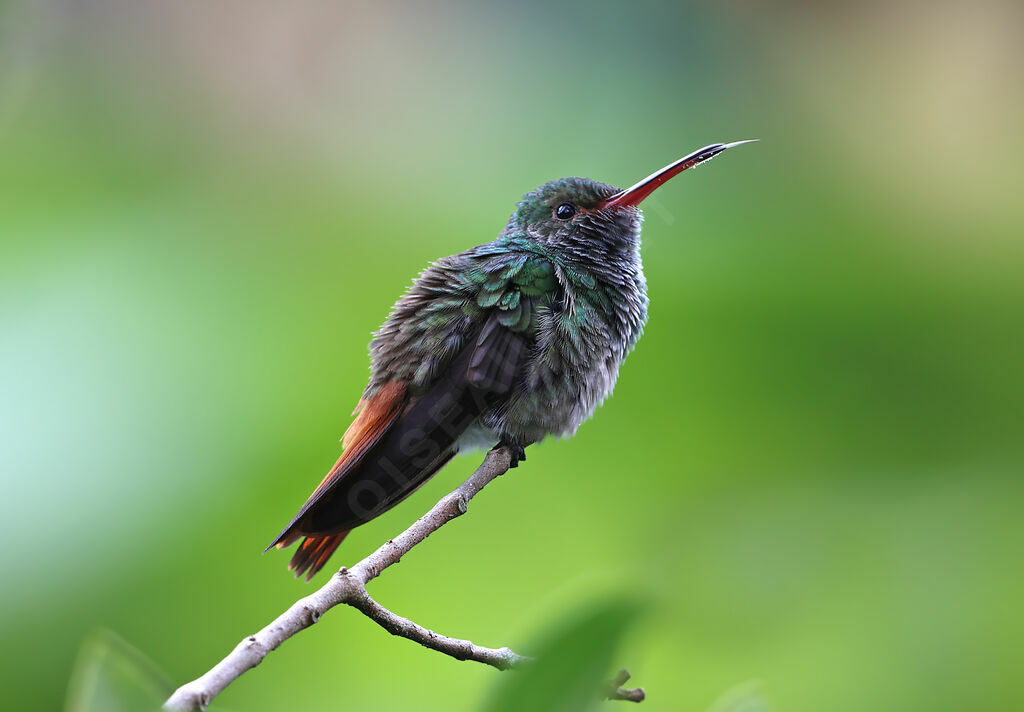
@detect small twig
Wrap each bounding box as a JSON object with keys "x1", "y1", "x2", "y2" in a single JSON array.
[
  {"x1": 163, "y1": 447, "x2": 642, "y2": 710},
  {"x1": 344, "y1": 578, "x2": 528, "y2": 670},
  {"x1": 607, "y1": 669, "x2": 646, "y2": 702}
]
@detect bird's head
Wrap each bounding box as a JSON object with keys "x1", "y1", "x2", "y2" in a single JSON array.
[{"x1": 503, "y1": 141, "x2": 757, "y2": 251}]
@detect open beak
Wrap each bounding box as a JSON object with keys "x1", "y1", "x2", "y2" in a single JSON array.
[{"x1": 597, "y1": 140, "x2": 758, "y2": 210}]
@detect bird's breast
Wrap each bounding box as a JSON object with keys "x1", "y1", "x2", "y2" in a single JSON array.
[{"x1": 487, "y1": 269, "x2": 648, "y2": 445}]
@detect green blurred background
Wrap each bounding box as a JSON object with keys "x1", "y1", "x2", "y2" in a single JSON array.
[{"x1": 2, "y1": 0, "x2": 1022, "y2": 710}]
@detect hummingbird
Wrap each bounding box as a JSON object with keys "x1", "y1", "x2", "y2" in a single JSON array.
[{"x1": 269, "y1": 141, "x2": 756, "y2": 580}]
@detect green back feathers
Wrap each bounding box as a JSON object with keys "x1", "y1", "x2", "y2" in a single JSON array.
[{"x1": 464, "y1": 252, "x2": 558, "y2": 333}]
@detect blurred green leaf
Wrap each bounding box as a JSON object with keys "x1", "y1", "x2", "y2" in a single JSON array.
[
  {"x1": 482, "y1": 599, "x2": 643, "y2": 712},
  {"x1": 65, "y1": 630, "x2": 169, "y2": 712}
]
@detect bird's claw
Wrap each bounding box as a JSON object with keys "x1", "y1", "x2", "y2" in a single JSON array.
[{"x1": 497, "y1": 441, "x2": 527, "y2": 468}]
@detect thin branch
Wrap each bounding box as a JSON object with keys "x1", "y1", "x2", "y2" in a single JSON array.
[
  {"x1": 163, "y1": 447, "x2": 513, "y2": 711},
  {"x1": 163, "y1": 447, "x2": 642, "y2": 710},
  {"x1": 345, "y1": 581, "x2": 527, "y2": 670}
]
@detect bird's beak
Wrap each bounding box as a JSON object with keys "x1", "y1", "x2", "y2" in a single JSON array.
[{"x1": 597, "y1": 140, "x2": 758, "y2": 209}]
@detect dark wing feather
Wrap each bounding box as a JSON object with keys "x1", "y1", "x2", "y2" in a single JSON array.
[
  {"x1": 468, "y1": 312, "x2": 527, "y2": 394},
  {"x1": 266, "y1": 379, "x2": 408, "y2": 551}
]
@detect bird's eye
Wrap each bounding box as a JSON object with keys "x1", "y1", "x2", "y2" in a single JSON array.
[{"x1": 554, "y1": 203, "x2": 577, "y2": 220}]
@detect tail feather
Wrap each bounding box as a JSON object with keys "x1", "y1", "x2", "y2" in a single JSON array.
[{"x1": 288, "y1": 532, "x2": 349, "y2": 582}]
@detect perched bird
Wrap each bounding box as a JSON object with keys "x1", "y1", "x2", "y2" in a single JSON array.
[{"x1": 269, "y1": 141, "x2": 755, "y2": 579}]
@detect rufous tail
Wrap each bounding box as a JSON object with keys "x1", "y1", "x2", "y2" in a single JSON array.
[{"x1": 288, "y1": 532, "x2": 349, "y2": 582}]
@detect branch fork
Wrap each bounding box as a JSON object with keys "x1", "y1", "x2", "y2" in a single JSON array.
[{"x1": 164, "y1": 447, "x2": 642, "y2": 710}]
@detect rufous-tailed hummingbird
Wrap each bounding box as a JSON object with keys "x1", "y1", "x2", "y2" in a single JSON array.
[{"x1": 269, "y1": 141, "x2": 756, "y2": 579}]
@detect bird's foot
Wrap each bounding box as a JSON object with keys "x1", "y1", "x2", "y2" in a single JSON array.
[{"x1": 496, "y1": 441, "x2": 527, "y2": 468}]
